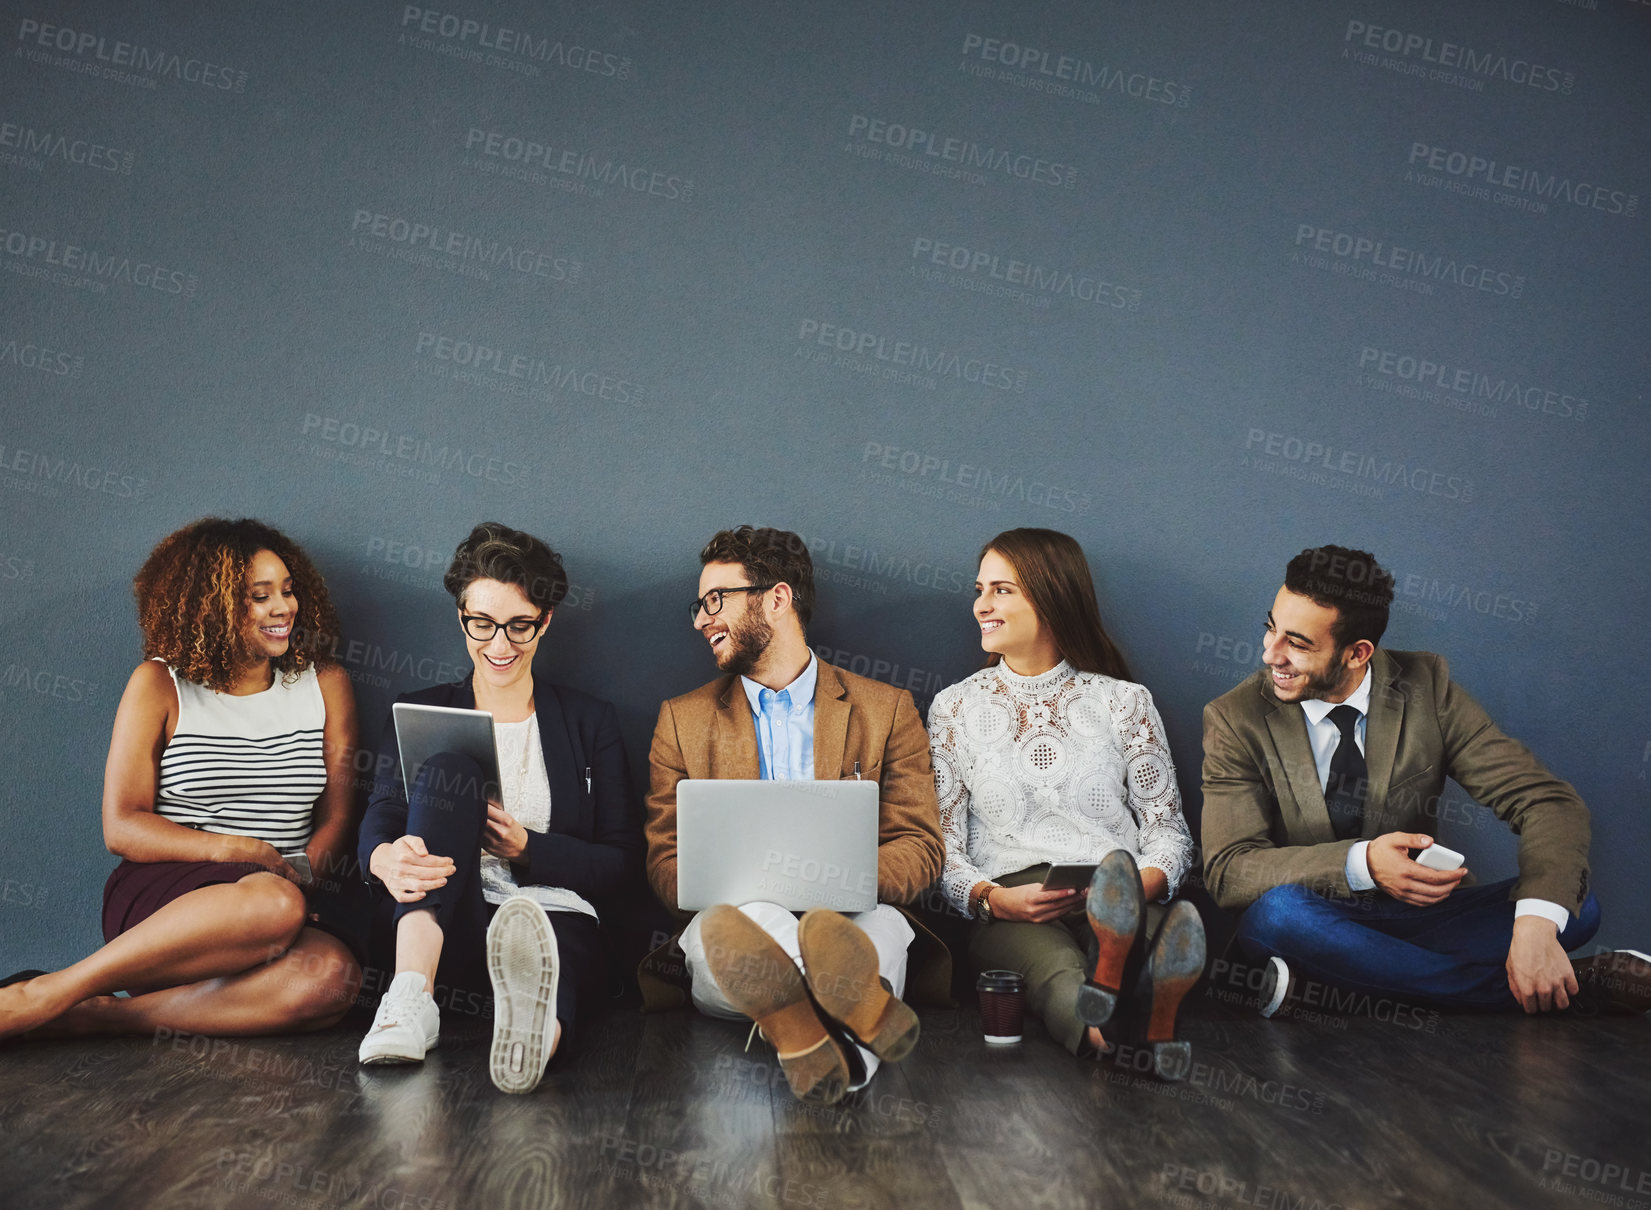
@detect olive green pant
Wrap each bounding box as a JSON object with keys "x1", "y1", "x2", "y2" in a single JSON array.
[{"x1": 969, "y1": 864, "x2": 1171, "y2": 1056}]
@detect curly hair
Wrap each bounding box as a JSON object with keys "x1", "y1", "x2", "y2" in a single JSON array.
[
  {"x1": 1284, "y1": 544, "x2": 1395, "y2": 650},
  {"x1": 441, "y1": 522, "x2": 568, "y2": 613},
  {"x1": 699, "y1": 526, "x2": 816, "y2": 628},
  {"x1": 133, "y1": 518, "x2": 340, "y2": 692}
]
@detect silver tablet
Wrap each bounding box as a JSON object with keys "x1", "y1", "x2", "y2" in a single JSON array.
[{"x1": 391, "y1": 702, "x2": 501, "y2": 804}]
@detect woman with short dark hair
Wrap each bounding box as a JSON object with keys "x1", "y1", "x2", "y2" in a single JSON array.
[
  {"x1": 929, "y1": 528, "x2": 1209, "y2": 1080},
  {"x1": 0, "y1": 518, "x2": 361, "y2": 1040},
  {"x1": 357, "y1": 522, "x2": 641, "y2": 1093}
]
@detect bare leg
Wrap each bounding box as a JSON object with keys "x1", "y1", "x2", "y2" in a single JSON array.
[
  {"x1": 45, "y1": 929, "x2": 361, "y2": 1037},
  {"x1": 393, "y1": 908, "x2": 445, "y2": 992},
  {"x1": 0, "y1": 872, "x2": 306, "y2": 1039}
]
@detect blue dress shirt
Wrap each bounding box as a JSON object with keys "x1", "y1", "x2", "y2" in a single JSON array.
[{"x1": 740, "y1": 654, "x2": 817, "y2": 781}]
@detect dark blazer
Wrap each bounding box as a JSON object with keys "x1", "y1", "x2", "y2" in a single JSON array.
[
  {"x1": 357, "y1": 674, "x2": 643, "y2": 907},
  {"x1": 1200, "y1": 648, "x2": 1590, "y2": 915}
]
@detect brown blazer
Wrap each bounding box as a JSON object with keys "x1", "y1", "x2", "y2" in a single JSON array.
[
  {"x1": 637, "y1": 660, "x2": 950, "y2": 1010},
  {"x1": 1201, "y1": 648, "x2": 1590, "y2": 915}
]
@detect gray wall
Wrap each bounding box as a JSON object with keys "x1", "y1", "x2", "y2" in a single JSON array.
[{"x1": 3, "y1": 0, "x2": 1647, "y2": 969}]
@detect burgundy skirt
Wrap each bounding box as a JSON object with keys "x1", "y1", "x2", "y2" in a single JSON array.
[{"x1": 101, "y1": 859, "x2": 267, "y2": 943}]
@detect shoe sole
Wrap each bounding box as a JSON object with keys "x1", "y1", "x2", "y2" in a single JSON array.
[
  {"x1": 359, "y1": 1037, "x2": 435, "y2": 1066},
  {"x1": 1079, "y1": 850, "x2": 1143, "y2": 1028},
  {"x1": 1138, "y1": 900, "x2": 1205, "y2": 1082},
  {"x1": 700, "y1": 905, "x2": 851, "y2": 1104},
  {"x1": 796, "y1": 910, "x2": 919, "y2": 1063},
  {"x1": 487, "y1": 898, "x2": 560, "y2": 1095},
  {"x1": 1258, "y1": 957, "x2": 1294, "y2": 1020}
]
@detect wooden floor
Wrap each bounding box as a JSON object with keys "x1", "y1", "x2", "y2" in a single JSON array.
[{"x1": 3, "y1": 987, "x2": 1647, "y2": 1210}]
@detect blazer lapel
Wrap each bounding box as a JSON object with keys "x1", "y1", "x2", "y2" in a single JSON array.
[
  {"x1": 709, "y1": 676, "x2": 761, "y2": 779},
  {"x1": 1360, "y1": 650, "x2": 1404, "y2": 838},
  {"x1": 812, "y1": 662, "x2": 849, "y2": 780},
  {"x1": 532, "y1": 676, "x2": 585, "y2": 836},
  {"x1": 1260, "y1": 680, "x2": 1336, "y2": 844}
]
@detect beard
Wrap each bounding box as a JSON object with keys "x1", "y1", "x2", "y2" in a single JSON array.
[
  {"x1": 716, "y1": 607, "x2": 773, "y2": 678},
  {"x1": 1274, "y1": 646, "x2": 1354, "y2": 701}
]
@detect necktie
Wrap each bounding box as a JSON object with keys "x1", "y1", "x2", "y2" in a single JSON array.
[{"x1": 1325, "y1": 704, "x2": 1367, "y2": 841}]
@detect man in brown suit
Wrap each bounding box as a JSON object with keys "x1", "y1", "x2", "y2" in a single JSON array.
[
  {"x1": 644, "y1": 526, "x2": 944, "y2": 1102},
  {"x1": 1202, "y1": 545, "x2": 1647, "y2": 1018}
]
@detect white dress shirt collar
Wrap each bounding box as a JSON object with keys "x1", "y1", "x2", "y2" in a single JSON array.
[{"x1": 1301, "y1": 664, "x2": 1372, "y2": 725}]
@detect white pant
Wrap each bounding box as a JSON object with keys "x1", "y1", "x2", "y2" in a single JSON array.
[{"x1": 680, "y1": 901, "x2": 914, "y2": 1087}]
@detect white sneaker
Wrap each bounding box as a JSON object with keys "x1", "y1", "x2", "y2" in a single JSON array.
[
  {"x1": 486, "y1": 895, "x2": 560, "y2": 1094},
  {"x1": 358, "y1": 971, "x2": 440, "y2": 1065}
]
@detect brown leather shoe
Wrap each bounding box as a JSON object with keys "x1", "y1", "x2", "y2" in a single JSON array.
[
  {"x1": 1078, "y1": 849, "x2": 1146, "y2": 1029},
  {"x1": 796, "y1": 910, "x2": 920, "y2": 1063},
  {"x1": 1572, "y1": 949, "x2": 1651, "y2": 1015},
  {"x1": 699, "y1": 905, "x2": 853, "y2": 1103},
  {"x1": 1129, "y1": 900, "x2": 1207, "y2": 1081}
]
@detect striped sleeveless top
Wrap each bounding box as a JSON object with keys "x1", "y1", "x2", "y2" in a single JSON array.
[{"x1": 154, "y1": 661, "x2": 327, "y2": 851}]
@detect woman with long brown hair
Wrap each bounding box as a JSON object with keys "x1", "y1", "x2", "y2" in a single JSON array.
[
  {"x1": 0, "y1": 518, "x2": 361, "y2": 1040},
  {"x1": 928, "y1": 528, "x2": 1208, "y2": 1079}
]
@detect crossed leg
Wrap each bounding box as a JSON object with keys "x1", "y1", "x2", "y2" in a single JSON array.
[{"x1": 1, "y1": 871, "x2": 361, "y2": 1040}]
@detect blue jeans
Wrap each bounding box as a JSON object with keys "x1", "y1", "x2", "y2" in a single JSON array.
[{"x1": 1235, "y1": 878, "x2": 1601, "y2": 1011}]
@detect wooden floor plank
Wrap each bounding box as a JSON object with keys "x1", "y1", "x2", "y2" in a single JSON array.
[{"x1": 1, "y1": 997, "x2": 1646, "y2": 1210}]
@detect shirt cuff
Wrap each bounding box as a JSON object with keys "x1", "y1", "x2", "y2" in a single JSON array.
[
  {"x1": 1515, "y1": 898, "x2": 1569, "y2": 932},
  {"x1": 1344, "y1": 841, "x2": 1376, "y2": 892}
]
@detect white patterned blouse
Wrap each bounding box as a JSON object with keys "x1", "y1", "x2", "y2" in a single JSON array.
[{"x1": 927, "y1": 660, "x2": 1195, "y2": 917}]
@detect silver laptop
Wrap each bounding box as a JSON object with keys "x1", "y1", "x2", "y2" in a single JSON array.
[{"x1": 675, "y1": 779, "x2": 880, "y2": 912}]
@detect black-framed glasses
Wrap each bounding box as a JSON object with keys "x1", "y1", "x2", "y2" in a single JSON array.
[
  {"x1": 689, "y1": 584, "x2": 775, "y2": 622},
  {"x1": 461, "y1": 612, "x2": 547, "y2": 643}
]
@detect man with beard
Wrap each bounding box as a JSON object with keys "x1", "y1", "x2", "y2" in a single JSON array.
[
  {"x1": 641, "y1": 526, "x2": 945, "y2": 1103},
  {"x1": 1201, "y1": 545, "x2": 1649, "y2": 1019}
]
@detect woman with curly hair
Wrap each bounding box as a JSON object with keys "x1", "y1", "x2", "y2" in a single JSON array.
[{"x1": 0, "y1": 518, "x2": 362, "y2": 1040}]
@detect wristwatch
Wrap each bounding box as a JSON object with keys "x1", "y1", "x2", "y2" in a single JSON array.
[{"x1": 976, "y1": 885, "x2": 998, "y2": 921}]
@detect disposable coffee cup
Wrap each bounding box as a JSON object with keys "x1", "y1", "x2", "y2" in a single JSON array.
[{"x1": 976, "y1": 969, "x2": 1027, "y2": 1044}]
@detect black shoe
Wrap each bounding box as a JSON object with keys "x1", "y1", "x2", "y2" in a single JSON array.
[
  {"x1": 1077, "y1": 850, "x2": 1145, "y2": 1029},
  {"x1": 1571, "y1": 950, "x2": 1651, "y2": 1015},
  {"x1": 1128, "y1": 901, "x2": 1206, "y2": 1081}
]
